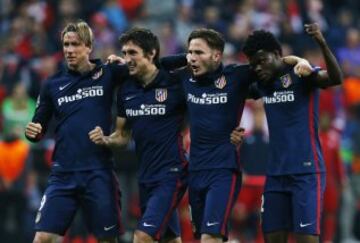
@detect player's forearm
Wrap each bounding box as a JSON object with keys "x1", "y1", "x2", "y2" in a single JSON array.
[
  {"x1": 316, "y1": 40, "x2": 343, "y2": 86},
  {"x1": 160, "y1": 54, "x2": 187, "y2": 70},
  {"x1": 106, "y1": 131, "x2": 130, "y2": 148},
  {"x1": 282, "y1": 55, "x2": 303, "y2": 65}
]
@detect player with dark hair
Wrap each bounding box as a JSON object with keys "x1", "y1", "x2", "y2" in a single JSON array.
[
  {"x1": 89, "y1": 27, "x2": 188, "y2": 243},
  {"x1": 240, "y1": 23, "x2": 343, "y2": 243},
  {"x1": 176, "y1": 28, "x2": 312, "y2": 243},
  {"x1": 104, "y1": 27, "x2": 311, "y2": 243}
]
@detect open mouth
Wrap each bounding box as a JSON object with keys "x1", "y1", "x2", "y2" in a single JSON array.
[{"x1": 191, "y1": 65, "x2": 199, "y2": 73}]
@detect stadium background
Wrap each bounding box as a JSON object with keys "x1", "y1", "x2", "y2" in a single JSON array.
[{"x1": 0, "y1": 0, "x2": 360, "y2": 242}]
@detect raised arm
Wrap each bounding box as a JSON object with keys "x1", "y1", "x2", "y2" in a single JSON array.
[
  {"x1": 304, "y1": 23, "x2": 343, "y2": 88},
  {"x1": 88, "y1": 117, "x2": 131, "y2": 148}
]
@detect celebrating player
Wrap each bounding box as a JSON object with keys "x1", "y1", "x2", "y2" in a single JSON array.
[
  {"x1": 89, "y1": 28, "x2": 188, "y2": 243},
  {"x1": 240, "y1": 23, "x2": 343, "y2": 243}
]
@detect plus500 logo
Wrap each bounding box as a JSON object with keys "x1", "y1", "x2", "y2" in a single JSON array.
[
  {"x1": 126, "y1": 104, "x2": 166, "y2": 116},
  {"x1": 187, "y1": 93, "x2": 227, "y2": 105},
  {"x1": 57, "y1": 87, "x2": 104, "y2": 106},
  {"x1": 263, "y1": 91, "x2": 294, "y2": 104}
]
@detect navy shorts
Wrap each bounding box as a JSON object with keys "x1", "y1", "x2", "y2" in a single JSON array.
[
  {"x1": 137, "y1": 174, "x2": 187, "y2": 241},
  {"x1": 261, "y1": 173, "x2": 325, "y2": 235},
  {"x1": 188, "y1": 169, "x2": 242, "y2": 240},
  {"x1": 35, "y1": 169, "x2": 123, "y2": 238}
]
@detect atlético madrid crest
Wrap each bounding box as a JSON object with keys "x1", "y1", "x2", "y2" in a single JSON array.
[
  {"x1": 214, "y1": 75, "x2": 226, "y2": 89},
  {"x1": 155, "y1": 88, "x2": 167, "y2": 102},
  {"x1": 280, "y1": 73, "x2": 292, "y2": 88},
  {"x1": 92, "y1": 68, "x2": 103, "y2": 80}
]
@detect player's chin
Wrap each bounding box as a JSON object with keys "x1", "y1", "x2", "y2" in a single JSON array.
[{"x1": 191, "y1": 69, "x2": 205, "y2": 77}]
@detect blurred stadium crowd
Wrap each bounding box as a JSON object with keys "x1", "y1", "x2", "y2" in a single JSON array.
[{"x1": 0, "y1": 0, "x2": 360, "y2": 242}]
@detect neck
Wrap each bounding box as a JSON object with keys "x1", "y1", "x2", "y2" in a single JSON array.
[
  {"x1": 139, "y1": 65, "x2": 159, "y2": 87},
  {"x1": 69, "y1": 60, "x2": 95, "y2": 74}
]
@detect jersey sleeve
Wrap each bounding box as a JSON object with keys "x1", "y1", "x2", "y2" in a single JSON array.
[
  {"x1": 27, "y1": 81, "x2": 54, "y2": 142},
  {"x1": 108, "y1": 63, "x2": 129, "y2": 85},
  {"x1": 116, "y1": 91, "x2": 126, "y2": 118},
  {"x1": 247, "y1": 82, "x2": 263, "y2": 100},
  {"x1": 159, "y1": 54, "x2": 187, "y2": 71},
  {"x1": 302, "y1": 66, "x2": 322, "y2": 88}
]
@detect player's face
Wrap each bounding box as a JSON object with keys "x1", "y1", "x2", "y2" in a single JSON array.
[
  {"x1": 63, "y1": 32, "x2": 91, "y2": 71},
  {"x1": 122, "y1": 41, "x2": 154, "y2": 78},
  {"x1": 248, "y1": 50, "x2": 282, "y2": 84},
  {"x1": 187, "y1": 38, "x2": 222, "y2": 77}
]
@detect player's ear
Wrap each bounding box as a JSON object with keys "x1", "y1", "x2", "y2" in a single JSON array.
[
  {"x1": 213, "y1": 50, "x2": 222, "y2": 63},
  {"x1": 149, "y1": 49, "x2": 156, "y2": 62},
  {"x1": 86, "y1": 45, "x2": 92, "y2": 55}
]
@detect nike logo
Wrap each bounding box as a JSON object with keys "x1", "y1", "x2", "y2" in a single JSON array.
[
  {"x1": 206, "y1": 221, "x2": 219, "y2": 227},
  {"x1": 143, "y1": 222, "x2": 156, "y2": 227},
  {"x1": 300, "y1": 222, "x2": 313, "y2": 228},
  {"x1": 59, "y1": 83, "x2": 71, "y2": 91},
  {"x1": 125, "y1": 95, "x2": 136, "y2": 101},
  {"x1": 104, "y1": 225, "x2": 116, "y2": 231},
  {"x1": 189, "y1": 78, "x2": 196, "y2": 83}
]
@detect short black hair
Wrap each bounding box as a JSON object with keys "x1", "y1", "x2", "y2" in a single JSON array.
[
  {"x1": 119, "y1": 27, "x2": 160, "y2": 64},
  {"x1": 242, "y1": 30, "x2": 282, "y2": 57},
  {"x1": 188, "y1": 28, "x2": 225, "y2": 53}
]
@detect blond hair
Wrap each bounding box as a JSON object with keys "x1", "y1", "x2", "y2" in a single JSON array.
[{"x1": 61, "y1": 20, "x2": 93, "y2": 48}]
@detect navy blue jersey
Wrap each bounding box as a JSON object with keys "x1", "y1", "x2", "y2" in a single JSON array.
[
  {"x1": 31, "y1": 60, "x2": 128, "y2": 172},
  {"x1": 178, "y1": 64, "x2": 253, "y2": 171},
  {"x1": 251, "y1": 66, "x2": 325, "y2": 175},
  {"x1": 117, "y1": 69, "x2": 187, "y2": 183}
]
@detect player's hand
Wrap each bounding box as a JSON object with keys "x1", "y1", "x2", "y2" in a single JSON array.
[
  {"x1": 294, "y1": 58, "x2": 313, "y2": 77},
  {"x1": 106, "y1": 54, "x2": 125, "y2": 64},
  {"x1": 230, "y1": 127, "x2": 245, "y2": 146},
  {"x1": 304, "y1": 23, "x2": 326, "y2": 45},
  {"x1": 25, "y1": 122, "x2": 42, "y2": 139},
  {"x1": 88, "y1": 126, "x2": 109, "y2": 145}
]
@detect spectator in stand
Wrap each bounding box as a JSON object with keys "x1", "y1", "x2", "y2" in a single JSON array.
[
  {"x1": 1, "y1": 83, "x2": 36, "y2": 141},
  {"x1": 319, "y1": 110, "x2": 346, "y2": 243}
]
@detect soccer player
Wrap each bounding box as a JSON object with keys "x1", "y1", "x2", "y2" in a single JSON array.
[
  {"x1": 25, "y1": 20, "x2": 127, "y2": 243},
  {"x1": 175, "y1": 28, "x2": 311, "y2": 243},
  {"x1": 240, "y1": 23, "x2": 343, "y2": 243},
  {"x1": 88, "y1": 28, "x2": 188, "y2": 243}
]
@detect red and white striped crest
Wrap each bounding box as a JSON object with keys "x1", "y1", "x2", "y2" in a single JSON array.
[
  {"x1": 155, "y1": 89, "x2": 167, "y2": 102},
  {"x1": 214, "y1": 75, "x2": 226, "y2": 89}
]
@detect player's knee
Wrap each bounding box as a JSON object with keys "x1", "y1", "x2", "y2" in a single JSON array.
[
  {"x1": 134, "y1": 230, "x2": 154, "y2": 243},
  {"x1": 160, "y1": 236, "x2": 182, "y2": 243},
  {"x1": 33, "y1": 232, "x2": 59, "y2": 243},
  {"x1": 201, "y1": 233, "x2": 222, "y2": 243},
  {"x1": 98, "y1": 237, "x2": 118, "y2": 243}
]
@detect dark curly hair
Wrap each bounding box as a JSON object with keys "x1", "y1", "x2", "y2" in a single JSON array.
[
  {"x1": 242, "y1": 30, "x2": 282, "y2": 58},
  {"x1": 119, "y1": 27, "x2": 160, "y2": 64}
]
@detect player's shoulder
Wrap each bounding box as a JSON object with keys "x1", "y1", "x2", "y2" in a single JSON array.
[
  {"x1": 42, "y1": 69, "x2": 67, "y2": 87},
  {"x1": 223, "y1": 63, "x2": 251, "y2": 73}
]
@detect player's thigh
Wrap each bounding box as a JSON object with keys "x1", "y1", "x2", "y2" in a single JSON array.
[
  {"x1": 83, "y1": 169, "x2": 123, "y2": 238},
  {"x1": 291, "y1": 173, "x2": 325, "y2": 235},
  {"x1": 35, "y1": 172, "x2": 78, "y2": 236},
  {"x1": 137, "y1": 177, "x2": 184, "y2": 241},
  {"x1": 202, "y1": 169, "x2": 242, "y2": 241},
  {"x1": 188, "y1": 171, "x2": 208, "y2": 239},
  {"x1": 262, "y1": 176, "x2": 292, "y2": 233}
]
